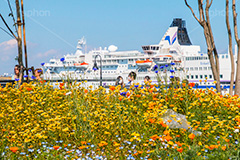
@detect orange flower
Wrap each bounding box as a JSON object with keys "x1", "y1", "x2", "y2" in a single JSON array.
[
  {"x1": 159, "y1": 121, "x2": 168, "y2": 128},
  {"x1": 148, "y1": 118, "x2": 156, "y2": 123},
  {"x1": 40, "y1": 80, "x2": 46, "y2": 84},
  {"x1": 188, "y1": 133, "x2": 195, "y2": 140},
  {"x1": 163, "y1": 130, "x2": 170, "y2": 135},
  {"x1": 26, "y1": 87, "x2": 32, "y2": 91},
  {"x1": 109, "y1": 86, "x2": 115, "y2": 91},
  {"x1": 53, "y1": 146, "x2": 60, "y2": 150},
  {"x1": 118, "y1": 97, "x2": 123, "y2": 101},
  {"x1": 81, "y1": 141, "x2": 87, "y2": 145},
  {"x1": 222, "y1": 146, "x2": 226, "y2": 151},
  {"x1": 150, "y1": 135, "x2": 159, "y2": 141},
  {"x1": 189, "y1": 83, "x2": 195, "y2": 87},
  {"x1": 78, "y1": 146, "x2": 86, "y2": 150},
  {"x1": 10, "y1": 147, "x2": 18, "y2": 153},
  {"x1": 164, "y1": 135, "x2": 172, "y2": 141},
  {"x1": 126, "y1": 92, "x2": 131, "y2": 97},
  {"x1": 177, "y1": 148, "x2": 183, "y2": 153},
  {"x1": 84, "y1": 89, "x2": 88, "y2": 93}
]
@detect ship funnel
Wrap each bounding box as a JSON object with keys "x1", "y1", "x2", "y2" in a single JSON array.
[{"x1": 160, "y1": 18, "x2": 192, "y2": 46}]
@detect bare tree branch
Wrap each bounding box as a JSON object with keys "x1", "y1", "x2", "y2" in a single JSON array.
[
  {"x1": 7, "y1": 0, "x2": 18, "y2": 33},
  {"x1": 207, "y1": 0, "x2": 213, "y2": 8},
  {"x1": 198, "y1": 0, "x2": 205, "y2": 24},
  {"x1": 184, "y1": 0, "x2": 201, "y2": 23},
  {"x1": 233, "y1": 0, "x2": 240, "y2": 42},
  {"x1": 0, "y1": 14, "x2": 17, "y2": 39}
]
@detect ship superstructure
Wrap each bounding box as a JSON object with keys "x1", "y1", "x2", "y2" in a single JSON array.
[{"x1": 43, "y1": 18, "x2": 237, "y2": 89}]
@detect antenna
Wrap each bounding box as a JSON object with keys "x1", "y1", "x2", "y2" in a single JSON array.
[{"x1": 77, "y1": 37, "x2": 86, "y2": 50}]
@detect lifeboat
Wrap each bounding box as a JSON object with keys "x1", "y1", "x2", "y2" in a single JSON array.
[
  {"x1": 74, "y1": 62, "x2": 89, "y2": 69},
  {"x1": 136, "y1": 59, "x2": 152, "y2": 67}
]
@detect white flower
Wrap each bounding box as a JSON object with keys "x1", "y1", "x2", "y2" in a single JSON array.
[
  {"x1": 65, "y1": 91, "x2": 72, "y2": 95},
  {"x1": 234, "y1": 129, "x2": 239, "y2": 133}
]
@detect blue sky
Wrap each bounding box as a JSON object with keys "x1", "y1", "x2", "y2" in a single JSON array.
[{"x1": 0, "y1": 0, "x2": 239, "y2": 75}]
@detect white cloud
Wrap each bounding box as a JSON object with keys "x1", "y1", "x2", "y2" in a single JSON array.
[
  {"x1": 0, "y1": 39, "x2": 17, "y2": 52},
  {"x1": 36, "y1": 49, "x2": 58, "y2": 58}
]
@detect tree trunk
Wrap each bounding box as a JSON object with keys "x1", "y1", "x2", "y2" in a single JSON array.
[
  {"x1": 202, "y1": 23, "x2": 220, "y2": 92},
  {"x1": 185, "y1": 0, "x2": 221, "y2": 93},
  {"x1": 21, "y1": 0, "x2": 28, "y2": 82},
  {"x1": 15, "y1": 0, "x2": 23, "y2": 81},
  {"x1": 205, "y1": 0, "x2": 221, "y2": 92},
  {"x1": 232, "y1": 0, "x2": 240, "y2": 95},
  {"x1": 226, "y1": 0, "x2": 235, "y2": 96}
]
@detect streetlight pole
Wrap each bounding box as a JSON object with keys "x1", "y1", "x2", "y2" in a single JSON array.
[{"x1": 93, "y1": 54, "x2": 102, "y2": 86}]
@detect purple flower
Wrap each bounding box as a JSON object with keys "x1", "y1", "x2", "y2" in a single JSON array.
[
  {"x1": 15, "y1": 78, "x2": 19, "y2": 81},
  {"x1": 153, "y1": 65, "x2": 158, "y2": 71},
  {"x1": 120, "y1": 92, "x2": 127, "y2": 96},
  {"x1": 165, "y1": 65, "x2": 168, "y2": 67},
  {"x1": 41, "y1": 63, "x2": 45, "y2": 66},
  {"x1": 170, "y1": 76, "x2": 174, "y2": 79},
  {"x1": 134, "y1": 85, "x2": 139, "y2": 88},
  {"x1": 155, "y1": 70, "x2": 158, "y2": 74},
  {"x1": 38, "y1": 70, "x2": 42, "y2": 73},
  {"x1": 160, "y1": 66, "x2": 164, "y2": 69},
  {"x1": 60, "y1": 58, "x2": 65, "y2": 62},
  {"x1": 93, "y1": 67, "x2": 98, "y2": 71},
  {"x1": 31, "y1": 76, "x2": 36, "y2": 79},
  {"x1": 170, "y1": 70, "x2": 175, "y2": 73},
  {"x1": 171, "y1": 62, "x2": 175, "y2": 65},
  {"x1": 28, "y1": 69, "x2": 32, "y2": 72},
  {"x1": 23, "y1": 75, "x2": 28, "y2": 78}
]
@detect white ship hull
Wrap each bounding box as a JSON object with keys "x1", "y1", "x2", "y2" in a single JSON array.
[{"x1": 43, "y1": 19, "x2": 237, "y2": 90}]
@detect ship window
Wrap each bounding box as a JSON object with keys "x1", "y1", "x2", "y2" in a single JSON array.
[
  {"x1": 208, "y1": 67, "x2": 211, "y2": 70},
  {"x1": 187, "y1": 75, "x2": 189, "y2": 79},
  {"x1": 205, "y1": 75, "x2": 207, "y2": 79},
  {"x1": 220, "y1": 75, "x2": 223, "y2": 78},
  {"x1": 190, "y1": 67, "x2": 193, "y2": 71},
  {"x1": 186, "y1": 67, "x2": 189, "y2": 70},
  {"x1": 191, "y1": 75, "x2": 194, "y2": 79},
  {"x1": 209, "y1": 75, "x2": 212, "y2": 79},
  {"x1": 226, "y1": 55, "x2": 228, "y2": 58},
  {"x1": 204, "y1": 67, "x2": 207, "y2": 70},
  {"x1": 199, "y1": 67, "x2": 202, "y2": 70},
  {"x1": 222, "y1": 55, "x2": 224, "y2": 59},
  {"x1": 195, "y1": 75, "x2": 198, "y2": 79},
  {"x1": 195, "y1": 67, "x2": 198, "y2": 70},
  {"x1": 200, "y1": 75, "x2": 203, "y2": 79}
]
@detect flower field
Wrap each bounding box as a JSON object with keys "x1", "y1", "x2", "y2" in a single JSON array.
[{"x1": 0, "y1": 81, "x2": 240, "y2": 159}]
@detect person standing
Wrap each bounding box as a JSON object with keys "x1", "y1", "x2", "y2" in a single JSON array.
[
  {"x1": 127, "y1": 71, "x2": 137, "y2": 85},
  {"x1": 13, "y1": 65, "x2": 20, "y2": 80},
  {"x1": 34, "y1": 68, "x2": 43, "y2": 80},
  {"x1": 115, "y1": 76, "x2": 125, "y2": 88}
]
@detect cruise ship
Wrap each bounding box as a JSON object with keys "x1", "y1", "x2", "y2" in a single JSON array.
[{"x1": 42, "y1": 18, "x2": 237, "y2": 89}]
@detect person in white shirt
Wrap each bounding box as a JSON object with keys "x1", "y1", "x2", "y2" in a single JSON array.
[{"x1": 127, "y1": 71, "x2": 137, "y2": 85}]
